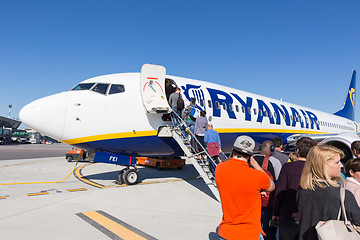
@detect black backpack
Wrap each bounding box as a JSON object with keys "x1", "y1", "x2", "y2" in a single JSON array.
[{"x1": 177, "y1": 93, "x2": 185, "y2": 111}]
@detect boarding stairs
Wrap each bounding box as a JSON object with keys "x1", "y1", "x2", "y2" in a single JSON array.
[
  {"x1": 140, "y1": 63, "x2": 220, "y2": 201},
  {"x1": 157, "y1": 111, "x2": 220, "y2": 202}
]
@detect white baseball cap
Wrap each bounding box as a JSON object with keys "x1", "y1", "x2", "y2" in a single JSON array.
[{"x1": 233, "y1": 135, "x2": 255, "y2": 155}]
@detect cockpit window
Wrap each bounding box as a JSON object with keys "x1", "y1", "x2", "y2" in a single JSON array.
[
  {"x1": 109, "y1": 84, "x2": 125, "y2": 95},
  {"x1": 71, "y1": 83, "x2": 95, "y2": 91},
  {"x1": 91, "y1": 83, "x2": 109, "y2": 95}
]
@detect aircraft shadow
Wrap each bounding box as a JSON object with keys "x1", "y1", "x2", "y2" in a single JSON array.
[{"x1": 83, "y1": 164, "x2": 217, "y2": 200}]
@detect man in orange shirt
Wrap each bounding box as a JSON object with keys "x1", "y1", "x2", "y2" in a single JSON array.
[{"x1": 216, "y1": 136, "x2": 275, "y2": 240}]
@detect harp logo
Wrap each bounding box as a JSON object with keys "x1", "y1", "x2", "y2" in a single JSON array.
[{"x1": 349, "y1": 88, "x2": 355, "y2": 109}]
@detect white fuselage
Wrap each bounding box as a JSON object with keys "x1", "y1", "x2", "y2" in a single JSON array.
[{"x1": 20, "y1": 72, "x2": 358, "y2": 156}]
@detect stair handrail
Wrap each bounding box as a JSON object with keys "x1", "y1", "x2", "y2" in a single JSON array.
[{"x1": 170, "y1": 109, "x2": 218, "y2": 172}]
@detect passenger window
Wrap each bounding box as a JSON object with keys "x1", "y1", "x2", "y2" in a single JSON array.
[
  {"x1": 208, "y1": 100, "x2": 212, "y2": 108},
  {"x1": 235, "y1": 105, "x2": 239, "y2": 112},
  {"x1": 215, "y1": 101, "x2": 220, "y2": 109},
  {"x1": 273, "y1": 112, "x2": 277, "y2": 119},
  {"x1": 200, "y1": 99, "x2": 204, "y2": 107},
  {"x1": 259, "y1": 109, "x2": 263, "y2": 116},
  {"x1": 229, "y1": 104, "x2": 233, "y2": 112},
  {"x1": 253, "y1": 108, "x2": 257, "y2": 115},
  {"x1": 91, "y1": 83, "x2": 109, "y2": 95},
  {"x1": 242, "y1": 106, "x2": 245, "y2": 113},
  {"x1": 222, "y1": 102, "x2": 227, "y2": 111},
  {"x1": 71, "y1": 83, "x2": 95, "y2": 91},
  {"x1": 269, "y1": 111, "x2": 273, "y2": 118},
  {"x1": 247, "y1": 107, "x2": 251, "y2": 114},
  {"x1": 264, "y1": 111, "x2": 268, "y2": 117},
  {"x1": 109, "y1": 84, "x2": 125, "y2": 94}
]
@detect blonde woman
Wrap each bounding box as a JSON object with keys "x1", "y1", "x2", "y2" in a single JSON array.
[{"x1": 298, "y1": 145, "x2": 360, "y2": 240}]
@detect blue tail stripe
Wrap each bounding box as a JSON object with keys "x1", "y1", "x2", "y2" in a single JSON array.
[{"x1": 334, "y1": 70, "x2": 356, "y2": 120}]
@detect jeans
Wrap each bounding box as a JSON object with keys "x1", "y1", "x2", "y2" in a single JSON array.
[
  {"x1": 261, "y1": 207, "x2": 277, "y2": 240},
  {"x1": 278, "y1": 215, "x2": 299, "y2": 240},
  {"x1": 184, "y1": 120, "x2": 195, "y2": 134},
  {"x1": 171, "y1": 107, "x2": 181, "y2": 126}
]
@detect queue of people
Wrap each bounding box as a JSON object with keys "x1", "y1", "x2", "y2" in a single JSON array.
[
  {"x1": 215, "y1": 136, "x2": 360, "y2": 240},
  {"x1": 165, "y1": 91, "x2": 360, "y2": 240}
]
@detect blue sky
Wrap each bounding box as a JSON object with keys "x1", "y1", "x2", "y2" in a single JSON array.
[{"x1": 1, "y1": 1, "x2": 360, "y2": 124}]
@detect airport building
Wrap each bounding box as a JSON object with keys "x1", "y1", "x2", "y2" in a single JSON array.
[{"x1": 0, "y1": 115, "x2": 21, "y2": 144}]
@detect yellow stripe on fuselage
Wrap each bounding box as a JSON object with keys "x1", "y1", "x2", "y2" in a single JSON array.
[
  {"x1": 62, "y1": 130, "x2": 158, "y2": 145},
  {"x1": 61, "y1": 128, "x2": 328, "y2": 145}
]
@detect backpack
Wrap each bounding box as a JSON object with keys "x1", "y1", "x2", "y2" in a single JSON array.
[
  {"x1": 189, "y1": 107, "x2": 199, "y2": 121},
  {"x1": 261, "y1": 156, "x2": 275, "y2": 207},
  {"x1": 177, "y1": 93, "x2": 185, "y2": 111}
]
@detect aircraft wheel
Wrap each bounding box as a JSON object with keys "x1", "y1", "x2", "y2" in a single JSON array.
[
  {"x1": 117, "y1": 169, "x2": 125, "y2": 184},
  {"x1": 123, "y1": 169, "x2": 138, "y2": 185},
  {"x1": 66, "y1": 156, "x2": 73, "y2": 162}
]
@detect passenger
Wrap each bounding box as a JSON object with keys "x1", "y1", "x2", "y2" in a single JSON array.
[
  {"x1": 215, "y1": 135, "x2": 275, "y2": 240},
  {"x1": 253, "y1": 141, "x2": 282, "y2": 180},
  {"x1": 272, "y1": 137, "x2": 289, "y2": 165},
  {"x1": 194, "y1": 110, "x2": 208, "y2": 155},
  {"x1": 165, "y1": 79, "x2": 175, "y2": 100},
  {"x1": 345, "y1": 158, "x2": 360, "y2": 206},
  {"x1": 272, "y1": 137, "x2": 316, "y2": 240},
  {"x1": 298, "y1": 145, "x2": 360, "y2": 240},
  {"x1": 168, "y1": 87, "x2": 183, "y2": 126},
  {"x1": 351, "y1": 140, "x2": 360, "y2": 158},
  {"x1": 253, "y1": 141, "x2": 282, "y2": 240},
  {"x1": 183, "y1": 97, "x2": 198, "y2": 134},
  {"x1": 204, "y1": 123, "x2": 221, "y2": 164}
]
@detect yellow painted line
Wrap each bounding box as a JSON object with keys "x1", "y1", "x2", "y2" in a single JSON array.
[
  {"x1": 82, "y1": 211, "x2": 148, "y2": 240},
  {"x1": 75, "y1": 162, "x2": 200, "y2": 188},
  {"x1": 74, "y1": 163, "x2": 105, "y2": 188},
  {"x1": 0, "y1": 159, "x2": 50, "y2": 169},
  {"x1": 67, "y1": 188, "x2": 87, "y2": 192},
  {"x1": 114, "y1": 178, "x2": 197, "y2": 188},
  {"x1": 27, "y1": 192, "x2": 49, "y2": 197},
  {"x1": 62, "y1": 130, "x2": 158, "y2": 145},
  {"x1": 0, "y1": 196, "x2": 9, "y2": 199}
]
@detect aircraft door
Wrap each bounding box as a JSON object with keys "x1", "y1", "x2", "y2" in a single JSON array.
[{"x1": 140, "y1": 64, "x2": 170, "y2": 113}]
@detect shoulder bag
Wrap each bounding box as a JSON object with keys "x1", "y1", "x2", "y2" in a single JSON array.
[{"x1": 315, "y1": 184, "x2": 360, "y2": 240}]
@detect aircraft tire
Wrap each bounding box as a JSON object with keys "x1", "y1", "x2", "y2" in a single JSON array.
[
  {"x1": 156, "y1": 162, "x2": 162, "y2": 170},
  {"x1": 123, "y1": 169, "x2": 138, "y2": 185},
  {"x1": 118, "y1": 170, "x2": 125, "y2": 184}
]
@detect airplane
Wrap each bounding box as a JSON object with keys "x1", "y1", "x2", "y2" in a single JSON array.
[{"x1": 19, "y1": 64, "x2": 359, "y2": 187}]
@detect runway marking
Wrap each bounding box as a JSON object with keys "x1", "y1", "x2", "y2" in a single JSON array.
[
  {"x1": 27, "y1": 192, "x2": 49, "y2": 196},
  {"x1": 67, "y1": 188, "x2": 87, "y2": 192},
  {"x1": 74, "y1": 163, "x2": 106, "y2": 188},
  {"x1": 77, "y1": 210, "x2": 158, "y2": 240},
  {"x1": 75, "y1": 163, "x2": 200, "y2": 189},
  {"x1": 0, "y1": 159, "x2": 51, "y2": 168},
  {"x1": 0, "y1": 196, "x2": 9, "y2": 199}
]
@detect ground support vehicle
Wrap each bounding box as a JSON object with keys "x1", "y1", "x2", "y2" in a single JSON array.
[
  {"x1": 66, "y1": 149, "x2": 87, "y2": 162},
  {"x1": 137, "y1": 157, "x2": 186, "y2": 170}
]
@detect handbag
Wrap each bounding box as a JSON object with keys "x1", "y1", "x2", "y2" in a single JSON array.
[{"x1": 315, "y1": 184, "x2": 360, "y2": 240}]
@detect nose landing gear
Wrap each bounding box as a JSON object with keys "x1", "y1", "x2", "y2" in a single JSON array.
[{"x1": 117, "y1": 166, "x2": 139, "y2": 185}]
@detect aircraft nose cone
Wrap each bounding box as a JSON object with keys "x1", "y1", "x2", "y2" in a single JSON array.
[{"x1": 20, "y1": 92, "x2": 66, "y2": 140}]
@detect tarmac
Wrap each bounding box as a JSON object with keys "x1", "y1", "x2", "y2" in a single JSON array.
[{"x1": 0, "y1": 143, "x2": 222, "y2": 240}]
